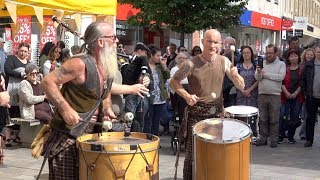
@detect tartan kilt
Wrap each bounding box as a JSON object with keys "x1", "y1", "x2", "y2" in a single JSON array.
[{"x1": 45, "y1": 131, "x2": 78, "y2": 180}]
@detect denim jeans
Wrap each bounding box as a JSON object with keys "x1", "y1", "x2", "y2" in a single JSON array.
[
  {"x1": 143, "y1": 103, "x2": 166, "y2": 136},
  {"x1": 124, "y1": 94, "x2": 149, "y2": 132},
  {"x1": 279, "y1": 99, "x2": 302, "y2": 140}
]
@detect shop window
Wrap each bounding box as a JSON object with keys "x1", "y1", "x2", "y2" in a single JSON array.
[{"x1": 116, "y1": 21, "x2": 143, "y2": 54}]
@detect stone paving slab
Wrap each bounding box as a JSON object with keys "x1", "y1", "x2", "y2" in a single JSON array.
[{"x1": 0, "y1": 118, "x2": 320, "y2": 179}]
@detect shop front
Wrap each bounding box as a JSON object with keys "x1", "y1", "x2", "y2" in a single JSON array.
[{"x1": 229, "y1": 10, "x2": 281, "y2": 55}]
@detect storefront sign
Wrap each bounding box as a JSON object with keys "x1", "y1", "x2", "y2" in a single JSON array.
[
  {"x1": 12, "y1": 16, "x2": 31, "y2": 54},
  {"x1": 307, "y1": 25, "x2": 314, "y2": 32},
  {"x1": 40, "y1": 17, "x2": 57, "y2": 50},
  {"x1": 286, "y1": 29, "x2": 303, "y2": 38},
  {"x1": 5, "y1": 28, "x2": 12, "y2": 41},
  {"x1": 251, "y1": 12, "x2": 281, "y2": 31},
  {"x1": 240, "y1": 10, "x2": 252, "y2": 26},
  {"x1": 116, "y1": 23, "x2": 128, "y2": 36},
  {"x1": 282, "y1": 18, "x2": 293, "y2": 30},
  {"x1": 64, "y1": 31, "x2": 74, "y2": 49},
  {"x1": 294, "y1": 17, "x2": 308, "y2": 29}
]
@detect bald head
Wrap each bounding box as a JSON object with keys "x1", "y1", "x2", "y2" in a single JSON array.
[
  {"x1": 202, "y1": 29, "x2": 222, "y2": 55},
  {"x1": 82, "y1": 22, "x2": 114, "y2": 54},
  {"x1": 204, "y1": 29, "x2": 222, "y2": 40}
]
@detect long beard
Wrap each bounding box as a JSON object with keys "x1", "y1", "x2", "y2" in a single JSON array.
[{"x1": 99, "y1": 46, "x2": 118, "y2": 79}]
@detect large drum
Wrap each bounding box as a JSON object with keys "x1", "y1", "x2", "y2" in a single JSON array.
[
  {"x1": 224, "y1": 105, "x2": 259, "y2": 137},
  {"x1": 77, "y1": 132, "x2": 159, "y2": 180},
  {"x1": 193, "y1": 118, "x2": 251, "y2": 180}
]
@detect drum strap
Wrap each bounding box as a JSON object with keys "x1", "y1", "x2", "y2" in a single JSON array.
[
  {"x1": 137, "y1": 144, "x2": 157, "y2": 178},
  {"x1": 78, "y1": 143, "x2": 105, "y2": 179}
]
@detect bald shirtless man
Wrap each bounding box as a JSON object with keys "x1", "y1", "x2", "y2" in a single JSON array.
[{"x1": 170, "y1": 29, "x2": 245, "y2": 179}]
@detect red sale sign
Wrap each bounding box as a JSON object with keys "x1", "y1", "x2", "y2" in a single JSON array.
[
  {"x1": 12, "y1": 16, "x2": 32, "y2": 54},
  {"x1": 5, "y1": 28, "x2": 12, "y2": 41},
  {"x1": 40, "y1": 17, "x2": 57, "y2": 50}
]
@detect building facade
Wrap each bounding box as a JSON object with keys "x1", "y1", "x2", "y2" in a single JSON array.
[{"x1": 221, "y1": 0, "x2": 320, "y2": 54}]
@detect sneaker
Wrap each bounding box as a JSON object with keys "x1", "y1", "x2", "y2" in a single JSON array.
[
  {"x1": 278, "y1": 138, "x2": 284, "y2": 144},
  {"x1": 300, "y1": 137, "x2": 306, "y2": 140},
  {"x1": 255, "y1": 139, "x2": 267, "y2": 146},
  {"x1": 288, "y1": 138, "x2": 296, "y2": 144},
  {"x1": 270, "y1": 142, "x2": 277, "y2": 148}
]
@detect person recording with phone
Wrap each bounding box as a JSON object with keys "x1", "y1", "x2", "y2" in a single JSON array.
[
  {"x1": 120, "y1": 42, "x2": 153, "y2": 132},
  {"x1": 254, "y1": 44, "x2": 286, "y2": 148}
]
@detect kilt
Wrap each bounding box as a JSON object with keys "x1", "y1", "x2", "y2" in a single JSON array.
[
  {"x1": 44, "y1": 131, "x2": 78, "y2": 180},
  {"x1": 183, "y1": 100, "x2": 224, "y2": 180}
]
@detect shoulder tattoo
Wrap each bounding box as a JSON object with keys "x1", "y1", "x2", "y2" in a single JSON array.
[
  {"x1": 53, "y1": 66, "x2": 67, "y2": 84},
  {"x1": 173, "y1": 61, "x2": 193, "y2": 82}
]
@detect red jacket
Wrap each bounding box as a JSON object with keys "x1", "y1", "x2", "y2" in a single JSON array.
[{"x1": 281, "y1": 66, "x2": 305, "y2": 104}]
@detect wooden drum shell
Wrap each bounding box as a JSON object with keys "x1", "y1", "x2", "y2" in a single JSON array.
[
  {"x1": 77, "y1": 132, "x2": 159, "y2": 180},
  {"x1": 193, "y1": 119, "x2": 251, "y2": 180}
]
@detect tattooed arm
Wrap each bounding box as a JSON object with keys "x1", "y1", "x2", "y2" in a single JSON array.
[
  {"x1": 170, "y1": 60, "x2": 198, "y2": 106},
  {"x1": 41, "y1": 58, "x2": 86, "y2": 126}
]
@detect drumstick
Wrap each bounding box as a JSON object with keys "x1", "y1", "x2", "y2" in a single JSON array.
[
  {"x1": 78, "y1": 112, "x2": 134, "y2": 130},
  {"x1": 79, "y1": 119, "x2": 112, "y2": 130},
  {"x1": 230, "y1": 45, "x2": 235, "y2": 67}
]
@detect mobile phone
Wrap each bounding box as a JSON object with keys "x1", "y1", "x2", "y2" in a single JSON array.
[{"x1": 257, "y1": 56, "x2": 263, "y2": 68}]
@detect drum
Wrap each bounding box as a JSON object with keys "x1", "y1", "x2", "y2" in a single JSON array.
[
  {"x1": 77, "y1": 132, "x2": 159, "y2": 180},
  {"x1": 224, "y1": 105, "x2": 259, "y2": 137},
  {"x1": 193, "y1": 118, "x2": 251, "y2": 180}
]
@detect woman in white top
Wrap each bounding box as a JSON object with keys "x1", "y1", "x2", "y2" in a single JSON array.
[
  {"x1": 169, "y1": 51, "x2": 191, "y2": 123},
  {"x1": 43, "y1": 45, "x2": 62, "y2": 76}
]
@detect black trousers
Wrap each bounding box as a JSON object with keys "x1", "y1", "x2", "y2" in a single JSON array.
[{"x1": 305, "y1": 97, "x2": 320, "y2": 144}]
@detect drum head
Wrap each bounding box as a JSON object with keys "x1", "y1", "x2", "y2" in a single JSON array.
[
  {"x1": 86, "y1": 137, "x2": 151, "y2": 145},
  {"x1": 193, "y1": 118, "x2": 251, "y2": 144},
  {"x1": 225, "y1": 106, "x2": 258, "y2": 117}
]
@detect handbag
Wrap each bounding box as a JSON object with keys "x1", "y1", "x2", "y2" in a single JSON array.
[{"x1": 31, "y1": 124, "x2": 51, "y2": 158}]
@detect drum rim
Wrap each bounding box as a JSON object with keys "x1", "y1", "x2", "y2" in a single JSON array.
[
  {"x1": 76, "y1": 132, "x2": 160, "y2": 153},
  {"x1": 192, "y1": 118, "x2": 252, "y2": 144},
  {"x1": 225, "y1": 105, "x2": 259, "y2": 117}
]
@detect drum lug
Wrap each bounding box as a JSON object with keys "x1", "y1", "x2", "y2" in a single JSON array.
[
  {"x1": 91, "y1": 144, "x2": 103, "y2": 151},
  {"x1": 115, "y1": 170, "x2": 126, "y2": 178},
  {"x1": 146, "y1": 164, "x2": 154, "y2": 171}
]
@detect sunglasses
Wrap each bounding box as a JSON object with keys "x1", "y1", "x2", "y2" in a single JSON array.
[
  {"x1": 28, "y1": 72, "x2": 39, "y2": 76},
  {"x1": 180, "y1": 49, "x2": 187, "y2": 52},
  {"x1": 101, "y1": 35, "x2": 117, "y2": 41}
]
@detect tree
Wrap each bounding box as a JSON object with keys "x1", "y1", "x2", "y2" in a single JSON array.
[{"x1": 119, "y1": 0, "x2": 248, "y2": 46}]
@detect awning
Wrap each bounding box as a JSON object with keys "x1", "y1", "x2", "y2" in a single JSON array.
[{"x1": 0, "y1": 0, "x2": 117, "y2": 16}]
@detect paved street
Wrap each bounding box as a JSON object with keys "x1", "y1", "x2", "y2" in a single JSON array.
[{"x1": 0, "y1": 117, "x2": 320, "y2": 180}]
